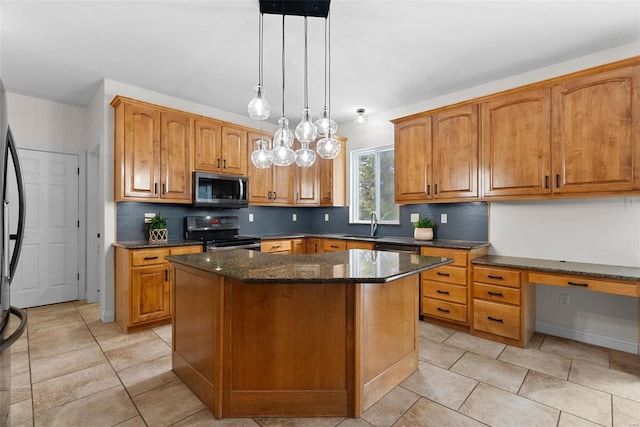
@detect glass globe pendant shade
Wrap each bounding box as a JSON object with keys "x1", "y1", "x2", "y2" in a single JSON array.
[
  {"x1": 295, "y1": 141, "x2": 316, "y2": 167},
  {"x1": 294, "y1": 108, "x2": 318, "y2": 143},
  {"x1": 248, "y1": 85, "x2": 271, "y2": 120},
  {"x1": 250, "y1": 138, "x2": 274, "y2": 168},
  {"x1": 272, "y1": 141, "x2": 296, "y2": 166},
  {"x1": 314, "y1": 107, "x2": 338, "y2": 137},
  {"x1": 316, "y1": 134, "x2": 341, "y2": 159},
  {"x1": 274, "y1": 117, "x2": 294, "y2": 148}
]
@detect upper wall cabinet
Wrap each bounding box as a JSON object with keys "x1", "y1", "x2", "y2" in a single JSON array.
[
  {"x1": 320, "y1": 135, "x2": 347, "y2": 206},
  {"x1": 112, "y1": 96, "x2": 192, "y2": 203},
  {"x1": 482, "y1": 88, "x2": 551, "y2": 198},
  {"x1": 432, "y1": 104, "x2": 479, "y2": 200},
  {"x1": 193, "y1": 119, "x2": 247, "y2": 176},
  {"x1": 394, "y1": 116, "x2": 432, "y2": 203},
  {"x1": 551, "y1": 65, "x2": 640, "y2": 194},
  {"x1": 247, "y1": 132, "x2": 294, "y2": 206},
  {"x1": 393, "y1": 105, "x2": 479, "y2": 204}
]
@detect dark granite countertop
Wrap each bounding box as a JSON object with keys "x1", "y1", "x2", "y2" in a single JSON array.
[
  {"x1": 167, "y1": 249, "x2": 453, "y2": 284},
  {"x1": 473, "y1": 255, "x2": 640, "y2": 282},
  {"x1": 258, "y1": 233, "x2": 490, "y2": 250},
  {"x1": 113, "y1": 239, "x2": 204, "y2": 250}
]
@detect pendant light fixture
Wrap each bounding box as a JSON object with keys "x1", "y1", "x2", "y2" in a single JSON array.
[
  {"x1": 294, "y1": 16, "x2": 317, "y2": 167},
  {"x1": 250, "y1": 127, "x2": 274, "y2": 168},
  {"x1": 316, "y1": 12, "x2": 341, "y2": 160},
  {"x1": 314, "y1": 14, "x2": 338, "y2": 138},
  {"x1": 272, "y1": 11, "x2": 296, "y2": 166},
  {"x1": 247, "y1": 12, "x2": 270, "y2": 121}
]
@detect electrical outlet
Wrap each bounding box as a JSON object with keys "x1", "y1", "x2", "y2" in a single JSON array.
[
  {"x1": 410, "y1": 213, "x2": 419, "y2": 223},
  {"x1": 559, "y1": 294, "x2": 570, "y2": 307},
  {"x1": 248, "y1": 213, "x2": 254, "y2": 223},
  {"x1": 324, "y1": 213, "x2": 329, "y2": 222},
  {"x1": 441, "y1": 213, "x2": 448, "y2": 224},
  {"x1": 625, "y1": 196, "x2": 640, "y2": 208},
  {"x1": 292, "y1": 213, "x2": 297, "y2": 222},
  {"x1": 144, "y1": 213, "x2": 156, "y2": 224}
]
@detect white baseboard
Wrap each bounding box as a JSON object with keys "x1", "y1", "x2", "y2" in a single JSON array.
[
  {"x1": 101, "y1": 310, "x2": 115, "y2": 323},
  {"x1": 536, "y1": 322, "x2": 638, "y2": 354}
]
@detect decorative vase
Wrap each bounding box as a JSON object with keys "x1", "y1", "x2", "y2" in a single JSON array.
[
  {"x1": 149, "y1": 228, "x2": 168, "y2": 244},
  {"x1": 414, "y1": 227, "x2": 433, "y2": 241}
]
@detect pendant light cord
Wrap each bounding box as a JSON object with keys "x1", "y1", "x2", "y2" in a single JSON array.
[
  {"x1": 281, "y1": 12, "x2": 285, "y2": 117},
  {"x1": 327, "y1": 12, "x2": 331, "y2": 121},
  {"x1": 258, "y1": 13, "x2": 264, "y2": 86},
  {"x1": 322, "y1": 17, "x2": 328, "y2": 109},
  {"x1": 303, "y1": 16, "x2": 308, "y2": 109}
]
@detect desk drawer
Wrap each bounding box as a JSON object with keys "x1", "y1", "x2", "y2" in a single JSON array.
[
  {"x1": 528, "y1": 272, "x2": 639, "y2": 297},
  {"x1": 131, "y1": 249, "x2": 170, "y2": 266},
  {"x1": 423, "y1": 298, "x2": 467, "y2": 323},
  {"x1": 474, "y1": 283, "x2": 520, "y2": 305},
  {"x1": 474, "y1": 266, "x2": 521, "y2": 288},
  {"x1": 422, "y1": 266, "x2": 467, "y2": 285},
  {"x1": 473, "y1": 300, "x2": 520, "y2": 340},
  {"x1": 423, "y1": 281, "x2": 467, "y2": 304},
  {"x1": 421, "y1": 247, "x2": 467, "y2": 267}
]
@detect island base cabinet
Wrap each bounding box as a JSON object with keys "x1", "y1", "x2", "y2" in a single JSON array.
[{"x1": 171, "y1": 264, "x2": 419, "y2": 419}]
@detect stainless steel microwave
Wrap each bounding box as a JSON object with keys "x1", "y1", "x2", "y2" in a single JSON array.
[{"x1": 193, "y1": 172, "x2": 248, "y2": 208}]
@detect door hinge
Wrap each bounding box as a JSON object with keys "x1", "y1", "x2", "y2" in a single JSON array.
[
  {"x1": 77, "y1": 220, "x2": 80, "y2": 228},
  {"x1": 77, "y1": 167, "x2": 80, "y2": 175},
  {"x1": 77, "y1": 273, "x2": 80, "y2": 280}
]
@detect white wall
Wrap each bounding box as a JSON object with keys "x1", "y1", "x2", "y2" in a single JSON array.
[{"x1": 6, "y1": 92, "x2": 88, "y2": 153}]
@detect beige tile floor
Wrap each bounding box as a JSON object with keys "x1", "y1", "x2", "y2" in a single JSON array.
[{"x1": 7, "y1": 301, "x2": 640, "y2": 426}]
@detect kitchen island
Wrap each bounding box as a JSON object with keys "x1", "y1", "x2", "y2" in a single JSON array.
[{"x1": 167, "y1": 249, "x2": 452, "y2": 419}]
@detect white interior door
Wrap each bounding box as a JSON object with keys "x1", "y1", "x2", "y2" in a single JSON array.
[{"x1": 9, "y1": 149, "x2": 79, "y2": 308}]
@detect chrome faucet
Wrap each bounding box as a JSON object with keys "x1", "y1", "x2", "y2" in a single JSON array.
[{"x1": 370, "y1": 211, "x2": 378, "y2": 237}]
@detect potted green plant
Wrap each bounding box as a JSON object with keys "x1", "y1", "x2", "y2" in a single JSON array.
[
  {"x1": 412, "y1": 217, "x2": 435, "y2": 241},
  {"x1": 147, "y1": 213, "x2": 168, "y2": 244}
]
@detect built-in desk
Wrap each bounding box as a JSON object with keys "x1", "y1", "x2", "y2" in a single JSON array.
[{"x1": 471, "y1": 256, "x2": 640, "y2": 352}]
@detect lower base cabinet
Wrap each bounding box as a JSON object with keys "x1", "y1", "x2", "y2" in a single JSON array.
[{"x1": 115, "y1": 244, "x2": 202, "y2": 333}]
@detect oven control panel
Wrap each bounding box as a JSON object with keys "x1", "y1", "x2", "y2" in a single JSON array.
[{"x1": 185, "y1": 216, "x2": 239, "y2": 231}]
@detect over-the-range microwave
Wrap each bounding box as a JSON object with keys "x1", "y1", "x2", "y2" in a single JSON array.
[{"x1": 193, "y1": 172, "x2": 248, "y2": 208}]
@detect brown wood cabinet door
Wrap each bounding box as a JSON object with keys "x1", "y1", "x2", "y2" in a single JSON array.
[
  {"x1": 193, "y1": 118, "x2": 223, "y2": 172},
  {"x1": 222, "y1": 126, "x2": 247, "y2": 176},
  {"x1": 552, "y1": 65, "x2": 640, "y2": 194},
  {"x1": 292, "y1": 238, "x2": 306, "y2": 254},
  {"x1": 432, "y1": 104, "x2": 479, "y2": 200},
  {"x1": 319, "y1": 157, "x2": 333, "y2": 205},
  {"x1": 394, "y1": 116, "x2": 432, "y2": 202},
  {"x1": 482, "y1": 88, "x2": 551, "y2": 197},
  {"x1": 160, "y1": 111, "x2": 191, "y2": 201},
  {"x1": 306, "y1": 238, "x2": 321, "y2": 254},
  {"x1": 295, "y1": 154, "x2": 320, "y2": 205},
  {"x1": 122, "y1": 102, "x2": 160, "y2": 199},
  {"x1": 271, "y1": 165, "x2": 294, "y2": 205},
  {"x1": 247, "y1": 132, "x2": 273, "y2": 204},
  {"x1": 131, "y1": 265, "x2": 170, "y2": 324}
]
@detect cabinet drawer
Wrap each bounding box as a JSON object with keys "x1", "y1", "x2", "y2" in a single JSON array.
[
  {"x1": 170, "y1": 245, "x2": 203, "y2": 256},
  {"x1": 261, "y1": 240, "x2": 292, "y2": 253},
  {"x1": 423, "y1": 298, "x2": 467, "y2": 323},
  {"x1": 422, "y1": 281, "x2": 467, "y2": 304},
  {"x1": 421, "y1": 247, "x2": 467, "y2": 267},
  {"x1": 474, "y1": 266, "x2": 521, "y2": 288},
  {"x1": 131, "y1": 249, "x2": 171, "y2": 266},
  {"x1": 322, "y1": 239, "x2": 347, "y2": 252},
  {"x1": 473, "y1": 299, "x2": 520, "y2": 340},
  {"x1": 474, "y1": 283, "x2": 520, "y2": 305},
  {"x1": 422, "y1": 266, "x2": 467, "y2": 285},
  {"x1": 528, "y1": 272, "x2": 639, "y2": 297}
]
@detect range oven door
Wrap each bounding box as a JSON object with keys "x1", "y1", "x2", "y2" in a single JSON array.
[{"x1": 206, "y1": 241, "x2": 261, "y2": 252}]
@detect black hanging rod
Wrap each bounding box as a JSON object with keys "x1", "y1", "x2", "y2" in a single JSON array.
[{"x1": 259, "y1": 0, "x2": 331, "y2": 18}]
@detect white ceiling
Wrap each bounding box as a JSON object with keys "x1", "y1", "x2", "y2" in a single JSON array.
[{"x1": 1, "y1": 1, "x2": 639, "y2": 125}]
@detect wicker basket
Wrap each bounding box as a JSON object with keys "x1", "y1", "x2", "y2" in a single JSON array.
[{"x1": 149, "y1": 228, "x2": 168, "y2": 244}]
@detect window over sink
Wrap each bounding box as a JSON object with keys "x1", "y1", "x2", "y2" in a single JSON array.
[{"x1": 350, "y1": 145, "x2": 399, "y2": 224}]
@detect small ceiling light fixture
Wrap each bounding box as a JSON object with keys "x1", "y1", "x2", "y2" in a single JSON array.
[
  {"x1": 250, "y1": 0, "x2": 339, "y2": 167},
  {"x1": 354, "y1": 108, "x2": 367, "y2": 125}
]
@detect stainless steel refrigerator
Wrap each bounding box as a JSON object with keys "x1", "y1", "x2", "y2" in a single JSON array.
[{"x1": 0, "y1": 79, "x2": 27, "y2": 426}]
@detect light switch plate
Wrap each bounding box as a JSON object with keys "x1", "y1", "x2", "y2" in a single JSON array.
[
  {"x1": 144, "y1": 213, "x2": 156, "y2": 224},
  {"x1": 325, "y1": 213, "x2": 329, "y2": 221},
  {"x1": 410, "y1": 213, "x2": 419, "y2": 223},
  {"x1": 441, "y1": 213, "x2": 448, "y2": 224},
  {"x1": 249, "y1": 213, "x2": 254, "y2": 222},
  {"x1": 292, "y1": 213, "x2": 297, "y2": 222}
]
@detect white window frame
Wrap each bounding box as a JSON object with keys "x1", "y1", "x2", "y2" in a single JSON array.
[{"x1": 349, "y1": 145, "x2": 399, "y2": 225}]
